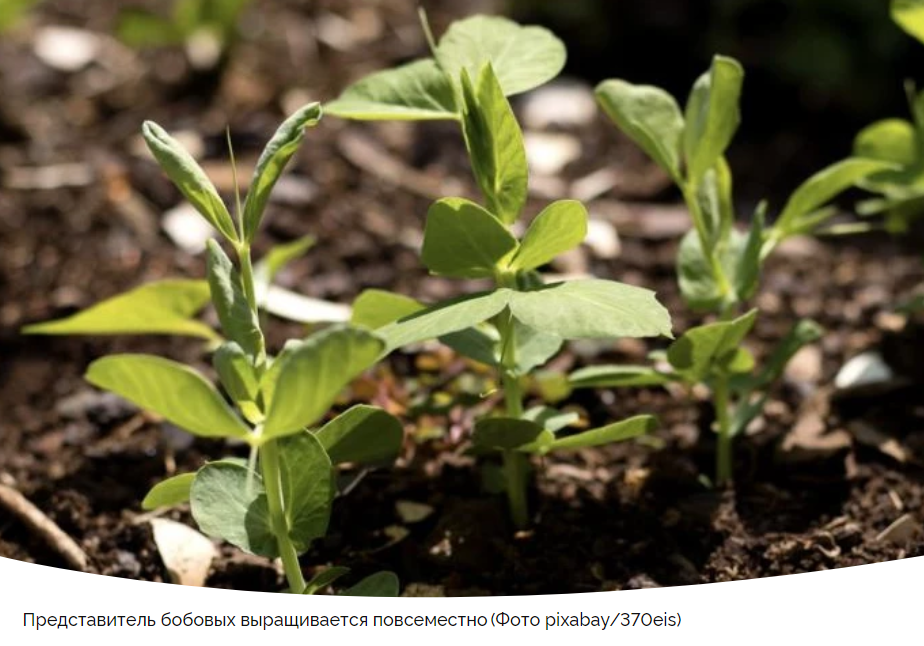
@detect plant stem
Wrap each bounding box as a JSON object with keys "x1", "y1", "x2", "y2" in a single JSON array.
[
  {"x1": 496, "y1": 304, "x2": 530, "y2": 528},
  {"x1": 502, "y1": 448, "x2": 529, "y2": 529},
  {"x1": 260, "y1": 440, "x2": 306, "y2": 593},
  {"x1": 238, "y1": 244, "x2": 259, "y2": 314},
  {"x1": 713, "y1": 375, "x2": 733, "y2": 487},
  {"x1": 236, "y1": 243, "x2": 267, "y2": 368}
]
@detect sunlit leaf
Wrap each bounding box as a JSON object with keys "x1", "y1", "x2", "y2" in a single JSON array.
[
  {"x1": 422, "y1": 197, "x2": 518, "y2": 277},
  {"x1": 436, "y1": 15, "x2": 566, "y2": 96},
  {"x1": 261, "y1": 327, "x2": 383, "y2": 440},
  {"x1": 142, "y1": 121, "x2": 238, "y2": 242},
  {"x1": 460, "y1": 64, "x2": 528, "y2": 224},
  {"x1": 142, "y1": 473, "x2": 196, "y2": 511},
  {"x1": 508, "y1": 280, "x2": 673, "y2": 340},
  {"x1": 683, "y1": 56, "x2": 744, "y2": 186},
  {"x1": 508, "y1": 200, "x2": 588, "y2": 272},
  {"x1": 326, "y1": 60, "x2": 458, "y2": 121},
  {"x1": 595, "y1": 80, "x2": 685, "y2": 182},
  {"x1": 22, "y1": 280, "x2": 217, "y2": 340},
  {"x1": 86, "y1": 354, "x2": 251, "y2": 441},
  {"x1": 243, "y1": 103, "x2": 322, "y2": 241}
]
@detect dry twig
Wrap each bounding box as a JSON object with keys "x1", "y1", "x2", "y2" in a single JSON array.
[{"x1": 0, "y1": 481, "x2": 90, "y2": 572}]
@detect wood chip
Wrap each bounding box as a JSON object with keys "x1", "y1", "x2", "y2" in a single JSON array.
[
  {"x1": 150, "y1": 518, "x2": 218, "y2": 587},
  {"x1": 848, "y1": 422, "x2": 911, "y2": 463}
]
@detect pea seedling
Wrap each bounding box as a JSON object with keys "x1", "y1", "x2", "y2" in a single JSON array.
[
  {"x1": 81, "y1": 105, "x2": 402, "y2": 596},
  {"x1": 850, "y1": 0, "x2": 924, "y2": 233},
  {"x1": 330, "y1": 15, "x2": 673, "y2": 528},
  {"x1": 581, "y1": 55, "x2": 892, "y2": 485}
]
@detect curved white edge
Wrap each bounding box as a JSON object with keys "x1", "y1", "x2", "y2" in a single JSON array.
[{"x1": 2, "y1": 554, "x2": 921, "y2": 643}]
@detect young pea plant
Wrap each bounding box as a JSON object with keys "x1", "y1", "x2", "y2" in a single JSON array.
[
  {"x1": 329, "y1": 15, "x2": 673, "y2": 528},
  {"x1": 81, "y1": 104, "x2": 402, "y2": 596},
  {"x1": 117, "y1": 0, "x2": 251, "y2": 70},
  {"x1": 851, "y1": 0, "x2": 924, "y2": 234},
  {"x1": 581, "y1": 55, "x2": 893, "y2": 486}
]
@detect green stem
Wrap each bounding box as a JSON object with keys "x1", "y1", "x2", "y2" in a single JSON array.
[
  {"x1": 496, "y1": 302, "x2": 530, "y2": 528},
  {"x1": 714, "y1": 375, "x2": 733, "y2": 487},
  {"x1": 236, "y1": 243, "x2": 267, "y2": 369},
  {"x1": 260, "y1": 440, "x2": 306, "y2": 593},
  {"x1": 238, "y1": 244, "x2": 259, "y2": 314}
]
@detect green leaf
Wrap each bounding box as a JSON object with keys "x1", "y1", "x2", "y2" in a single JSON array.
[
  {"x1": 734, "y1": 206, "x2": 765, "y2": 302},
  {"x1": 595, "y1": 80, "x2": 685, "y2": 182},
  {"x1": 190, "y1": 461, "x2": 276, "y2": 557},
  {"x1": 509, "y1": 200, "x2": 588, "y2": 272},
  {"x1": 723, "y1": 347, "x2": 755, "y2": 374},
  {"x1": 142, "y1": 121, "x2": 238, "y2": 242},
  {"x1": 472, "y1": 417, "x2": 551, "y2": 451},
  {"x1": 436, "y1": 15, "x2": 566, "y2": 96},
  {"x1": 683, "y1": 56, "x2": 744, "y2": 186},
  {"x1": 460, "y1": 64, "x2": 528, "y2": 224},
  {"x1": 243, "y1": 103, "x2": 321, "y2": 241},
  {"x1": 116, "y1": 10, "x2": 183, "y2": 47},
  {"x1": 776, "y1": 158, "x2": 899, "y2": 235},
  {"x1": 278, "y1": 432, "x2": 333, "y2": 552},
  {"x1": 677, "y1": 228, "x2": 748, "y2": 312},
  {"x1": 316, "y1": 405, "x2": 403, "y2": 466},
  {"x1": 302, "y1": 567, "x2": 351, "y2": 595},
  {"x1": 350, "y1": 290, "x2": 423, "y2": 330},
  {"x1": 854, "y1": 119, "x2": 917, "y2": 167},
  {"x1": 522, "y1": 406, "x2": 579, "y2": 433},
  {"x1": 326, "y1": 60, "x2": 458, "y2": 121},
  {"x1": 339, "y1": 571, "x2": 400, "y2": 597},
  {"x1": 568, "y1": 365, "x2": 675, "y2": 389},
  {"x1": 262, "y1": 327, "x2": 384, "y2": 440},
  {"x1": 376, "y1": 289, "x2": 514, "y2": 353},
  {"x1": 206, "y1": 240, "x2": 263, "y2": 358},
  {"x1": 86, "y1": 355, "x2": 251, "y2": 441},
  {"x1": 258, "y1": 339, "x2": 303, "y2": 411},
  {"x1": 893, "y1": 0, "x2": 924, "y2": 45},
  {"x1": 508, "y1": 280, "x2": 673, "y2": 340},
  {"x1": 212, "y1": 342, "x2": 259, "y2": 404},
  {"x1": 666, "y1": 309, "x2": 758, "y2": 382},
  {"x1": 546, "y1": 415, "x2": 655, "y2": 452},
  {"x1": 440, "y1": 325, "x2": 499, "y2": 366},
  {"x1": 22, "y1": 280, "x2": 217, "y2": 340},
  {"x1": 254, "y1": 235, "x2": 316, "y2": 289},
  {"x1": 743, "y1": 319, "x2": 823, "y2": 392},
  {"x1": 421, "y1": 197, "x2": 519, "y2": 277},
  {"x1": 513, "y1": 320, "x2": 563, "y2": 374},
  {"x1": 693, "y1": 158, "x2": 734, "y2": 253},
  {"x1": 141, "y1": 473, "x2": 196, "y2": 511}
]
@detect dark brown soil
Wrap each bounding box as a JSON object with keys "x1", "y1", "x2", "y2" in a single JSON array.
[{"x1": 1, "y1": 0, "x2": 923, "y2": 596}]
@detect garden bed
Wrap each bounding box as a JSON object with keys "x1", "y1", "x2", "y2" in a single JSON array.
[{"x1": 1, "y1": 0, "x2": 923, "y2": 595}]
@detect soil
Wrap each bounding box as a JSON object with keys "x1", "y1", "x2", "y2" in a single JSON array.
[{"x1": 1, "y1": 0, "x2": 923, "y2": 596}]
